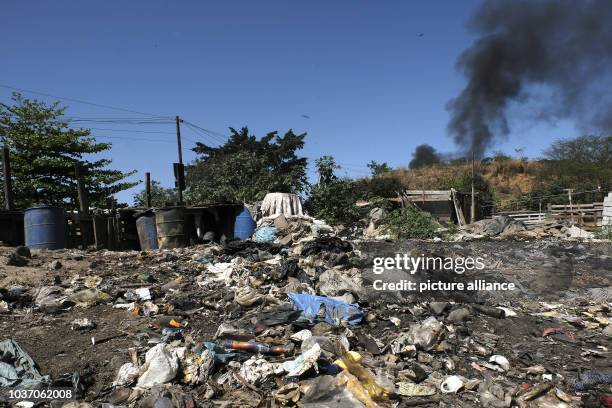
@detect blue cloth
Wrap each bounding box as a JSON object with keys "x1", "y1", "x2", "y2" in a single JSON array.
[
  {"x1": 253, "y1": 226, "x2": 278, "y2": 243},
  {"x1": 287, "y1": 293, "x2": 363, "y2": 326},
  {"x1": 574, "y1": 371, "x2": 612, "y2": 390},
  {"x1": 202, "y1": 341, "x2": 240, "y2": 364}
]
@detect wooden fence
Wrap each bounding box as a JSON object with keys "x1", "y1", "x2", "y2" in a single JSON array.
[{"x1": 497, "y1": 202, "x2": 603, "y2": 230}]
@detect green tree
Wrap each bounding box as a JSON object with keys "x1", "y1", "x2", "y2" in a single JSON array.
[
  {"x1": 186, "y1": 127, "x2": 308, "y2": 204},
  {"x1": 0, "y1": 93, "x2": 136, "y2": 209},
  {"x1": 315, "y1": 155, "x2": 339, "y2": 183},
  {"x1": 542, "y1": 135, "x2": 612, "y2": 192},
  {"x1": 133, "y1": 180, "x2": 176, "y2": 207},
  {"x1": 354, "y1": 176, "x2": 404, "y2": 200},
  {"x1": 367, "y1": 160, "x2": 391, "y2": 176},
  {"x1": 305, "y1": 178, "x2": 365, "y2": 226},
  {"x1": 306, "y1": 155, "x2": 365, "y2": 225}
]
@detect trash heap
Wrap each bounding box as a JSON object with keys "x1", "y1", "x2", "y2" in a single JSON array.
[
  {"x1": 457, "y1": 216, "x2": 597, "y2": 241},
  {"x1": 0, "y1": 215, "x2": 610, "y2": 408}
]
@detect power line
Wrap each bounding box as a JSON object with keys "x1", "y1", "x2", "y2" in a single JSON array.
[
  {"x1": 66, "y1": 118, "x2": 173, "y2": 125},
  {"x1": 182, "y1": 121, "x2": 228, "y2": 145},
  {"x1": 94, "y1": 135, "x2": 175, "y2": 144},
  {"x1": 0, "y1": 83, "x2": 171, "y2": 118},
  {"x1": 183, "y1": 122, "x2": 226, "y2": 146},
  {"x1": 86, "y1": 127, "x2": 175, "y2": 135}
]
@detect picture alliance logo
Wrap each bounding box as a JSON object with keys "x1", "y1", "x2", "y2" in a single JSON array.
[{"x1": 369, "y1": 251, "x2": 577, "y2": 295}]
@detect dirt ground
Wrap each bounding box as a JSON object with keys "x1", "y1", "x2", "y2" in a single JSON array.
[{"x1": 0, "y1": 239, "x2": 610, "y2": 407}]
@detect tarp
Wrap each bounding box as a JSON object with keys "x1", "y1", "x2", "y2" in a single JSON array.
[
  {"x1": 288, "y1": 293, "x2": 363, "y2": 326},
  {"x1": 261, "y1": 193, "x2": 304, "y2": 217},
  {"x1": 0, "y1": 339, "x2": 50, "y2": 389}
]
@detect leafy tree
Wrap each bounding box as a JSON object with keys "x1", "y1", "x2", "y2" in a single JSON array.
[
  {"x1": 354, "y1": 176, "x2": 404, "y2": 199},
  {"x1": 315, "y1": 156, "x2": 339, "y2": 183},
  {"x1": 0, "y1": 93, "x2": 136, "y2": 209},
  {"x1": 542, "y1": 135, "x2": 612, "y2": 192},
  {"x1": 305, "y1": 178, "x2": 365, "y2": 226},
  {"x1": 367, "y1": 160, "x2": 391, "y2": 176},
  {"x1": 186, "y1": 127, "x2": 308, "y2": 204},
  {"x1": 437, "y1": 173, "x2": 495, "y2": 216},
  {"x1": 133, "y1": 180, "x2": 176, "y2": 207},
  {"x1": 306, "y1": 155, "x2": 365, "y2": 225}
]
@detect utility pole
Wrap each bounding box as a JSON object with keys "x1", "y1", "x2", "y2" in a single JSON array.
[
  {"x1": 470, "y1": 150, "x2": 476, "y2": 223},
  {"x1": 2, "y1": 146, "x2": 14, "y2": 210},
  {"x1": 145, "y1": 172, "x2": 152, "y2": 208},
  {"x1": 565, "y1": 188, "x2": 574, "y2": 225},
  {"x1": 74, "y1": 163, "x2": 89, "y2": 214},
  {"x1": 175, "y1": 115, "x2": 184, "y2": 204}
]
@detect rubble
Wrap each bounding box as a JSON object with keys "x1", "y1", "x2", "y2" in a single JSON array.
[
  {"x1": 459, "y1": 216, "x2": 601, "y2": 241},
  {"x1": 0, "y1": 213, "x2": 610, "y2": 407}
]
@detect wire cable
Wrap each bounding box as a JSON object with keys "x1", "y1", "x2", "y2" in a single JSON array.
[{"x1": 0, "y1": 83, "x2": 172, "y2": 119}]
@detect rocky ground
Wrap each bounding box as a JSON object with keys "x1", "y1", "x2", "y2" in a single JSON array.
[{"x1": 0, "y1": 232, "x2": 610, "y2": 407}]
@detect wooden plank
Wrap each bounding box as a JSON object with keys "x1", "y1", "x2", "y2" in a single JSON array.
[
  {"x1": 404, "y1": 190, "x2": 453, "y2": 195},
  {"x1": 404, "y1": 197, "x2": 452, "y2": 202},
  {"x1": 451, "y1": 189, "x2": 466, "y2": 226},
  {"x1": 551, "y1": 203, "x2": 603, "y2": 209}
]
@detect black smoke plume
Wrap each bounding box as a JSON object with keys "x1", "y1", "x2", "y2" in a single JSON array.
[
  {"x1": 409, "y1": 144, "x2": 441, "y2": 169},
  {"x1": 447, "y1": 0, "x2": 612, "y2": 157}
]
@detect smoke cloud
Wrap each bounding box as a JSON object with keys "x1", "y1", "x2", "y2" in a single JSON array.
[
  {"x1": 447, "y1": 0, "x2": 612, "y2": 157},
  {"x1": 409, "y1": 144, "x2": 441, "y2": 169}
]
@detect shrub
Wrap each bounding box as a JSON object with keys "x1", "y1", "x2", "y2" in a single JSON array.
[
  {"x1": 382, "y1": 205, "x2": 440, "y2": 239},
  {"x1": 595, "y1": 226, "x2": 612, "y2": 240},
  {"x1": 305, "y1": 178, "x2": 365, "y2": 226},
  {"x1": 354, "y1": 176, "x2": 404, "y2": 200}
]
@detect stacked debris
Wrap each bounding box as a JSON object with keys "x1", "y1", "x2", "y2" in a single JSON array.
[
  {"x1": 457, "y1": 216, "x2": 597, "y2": 241},
  {"x1": 0, "y1": 221, "x2": 610, "y2": 407}
]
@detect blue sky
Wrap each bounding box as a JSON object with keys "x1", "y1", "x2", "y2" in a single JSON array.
[{"x1": 1, "y1": 1, "x2": 577, "y2": 204}]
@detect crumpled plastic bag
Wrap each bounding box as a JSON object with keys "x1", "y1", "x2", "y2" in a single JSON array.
[
  {"x1": 254, "y1": 226, "x2": 278, "y2": 243},
  {"x1": 206, "y1": 262, "x2": 234, "y2": 282},
  {"x1": 34, "y1": 286, "x2": 72, "y2": 312},
  {"x1": 392, "y1": 317, "x2": 444, "y2": 351},
  {"x1": 282, "y1": 343, "x2": 321, "y2": 377},
  {"x1": 234, "y1": 287, "x2": 264, "y2": 307},
  {"x1": 318, "y1": 269, "x2": 365, "y2": 299},
  {"x1": 0, "y1": 339, "x2": 51, "y2": 388},
  {"x1": 112, "y1": 362, "x2": 139, "y2": 387},
  {"x1": 136, "y1": 344, "x2": 179, "y2": 388},
  {"x1": 288, "y1": 293, "x2": 364, "y2": 326},
  {"x1": 239, "y1": 356, "x2": 281, "y2": 385},
  {"x1": 69, "y1": 288, "x2": 112, "y2": 306}
]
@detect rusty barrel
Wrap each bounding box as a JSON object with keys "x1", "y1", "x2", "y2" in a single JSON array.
[{"x1": 155, "y1": 207, "x2": 186, "y2": 249}]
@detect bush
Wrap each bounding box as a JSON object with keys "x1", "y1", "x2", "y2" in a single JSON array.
[
  {"x1": 305, "y1": 179, "x2": 365, "y2": 226},
  {"x1": 595, "y1": 226, "x2": 612, "y2": 240},
  {"x1": 353, "y1": 176, "x2": 404, "y2": 200},
  {"x1": 382, "y1": 206, "x2": 440, "y2": 239}
]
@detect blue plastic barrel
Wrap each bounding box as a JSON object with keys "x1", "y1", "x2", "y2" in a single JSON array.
[
  {"x1": 233, "y1": 207, "x2": 256, "y2": 240},
  {"x1": 136, "y1": 213, "x2": 159, "y2": 250},
  {"x1": 24, "y1": 206, "x2": 67, "y2": 249}
]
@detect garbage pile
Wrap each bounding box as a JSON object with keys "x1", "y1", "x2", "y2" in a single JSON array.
[
  {"x1": 0, "y1": 216, "x2": 611, "y2": 407},
  {"x1": 458, "y1": 216, "x2": 597, "y2": 241}
]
